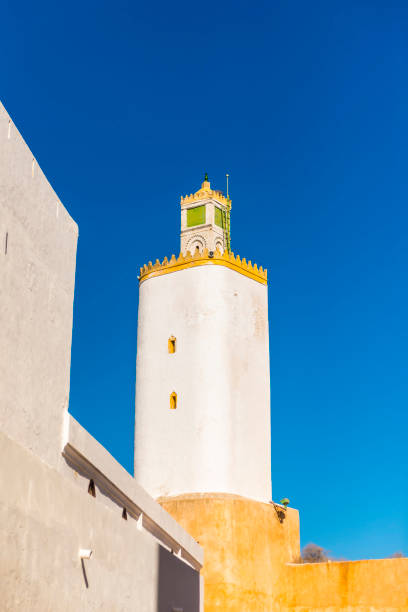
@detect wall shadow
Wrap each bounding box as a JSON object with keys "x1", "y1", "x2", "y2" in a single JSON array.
[
  {"x1": 157, "y1": 545, "x2": 200, "y2": 612},
  {"x1": 81, "y1": 559, "x2": 89, "y2": 589}
]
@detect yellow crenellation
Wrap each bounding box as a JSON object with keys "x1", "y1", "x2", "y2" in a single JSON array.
[
  {"x1": 180, "y1": 180, "x2": 231, "y2": 208},
  {"x1": 138, "y1": 248, "x2": 267, "y2": 285}
]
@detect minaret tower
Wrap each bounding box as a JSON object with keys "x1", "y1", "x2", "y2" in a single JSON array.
[
  {"x1": 180, "y1": 173, "x2": 231, "y2": 255},
  {"x1": 134, "y1": 176, "x2": 271, "y2": 503}
]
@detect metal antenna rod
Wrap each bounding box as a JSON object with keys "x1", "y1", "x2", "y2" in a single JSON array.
[{"x1": 226, "y1": 173, "x2": 229, "y2": 197}]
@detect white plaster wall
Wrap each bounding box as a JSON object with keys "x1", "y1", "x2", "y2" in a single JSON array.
[
  {"x1": 0, "y1": 102, "x2": 203, "y2": 611},
  {"x1": 135, "y1": 265, "x2": 272, "y2": 502},
  {"x1": 1, "y1": 430, "x2": 200, "y2": 612},
  {"x1": 62, "y1": 415, "x2": 203, "y2": 569},
  {"x1": 0, "y1": 101, "x2": 78, "y2": 469}
]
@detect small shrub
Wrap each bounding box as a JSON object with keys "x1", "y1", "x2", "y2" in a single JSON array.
[{"x1": 301, "y1": 543, "x2": 329, "y2": 563}]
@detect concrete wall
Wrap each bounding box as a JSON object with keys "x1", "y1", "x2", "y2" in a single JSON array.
[
  {"x1": 1, "y1": 429, "x2": 201, "y2": 612},
  {"x1": 135, "y1": 264, "x2": 272, "y2": 502},
  {"x1": 0, "y1": 101, "x2": 78, "y2": 469}
]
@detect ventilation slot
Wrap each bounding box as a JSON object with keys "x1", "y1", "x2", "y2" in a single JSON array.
[{"x1": 88, "y1": 479, "x2": 96, "y2": 497}]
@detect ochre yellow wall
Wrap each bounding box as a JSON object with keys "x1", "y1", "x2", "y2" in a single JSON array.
[
  {"x1": 285, "y1": 558, "x2": 408, "y2": 611},
  {"x1": 159, "y1": 493, "x2": 408, "y2": 612},
  {"x1": 159, "y1": 493, "x2": 300, "y2": 611}
]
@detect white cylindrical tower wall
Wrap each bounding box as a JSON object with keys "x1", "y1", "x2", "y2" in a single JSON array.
[{"x1": 134, "y1": 264, "x2": 272, "y2": 502}]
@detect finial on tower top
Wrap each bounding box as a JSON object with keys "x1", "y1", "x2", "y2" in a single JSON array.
[{"x1": 202, "y1": 172, "x2": 210, "y2": 190}]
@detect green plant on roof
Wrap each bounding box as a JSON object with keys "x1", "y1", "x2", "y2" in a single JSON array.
[{"x1": 280, "y1": 498, "x2": 290, "y2": 508}]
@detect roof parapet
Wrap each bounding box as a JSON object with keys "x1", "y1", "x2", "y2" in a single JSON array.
[{"x1": 139, "y1": 247, "x2": 267, "y2": 285}]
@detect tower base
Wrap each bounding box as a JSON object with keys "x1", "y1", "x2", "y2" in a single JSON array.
[
  {"x1": 158, "y1": 493, "x2": 300, "y2": 611},
  {"x1": 159, "y1": 493, "x2": 408, "y2": 611}
]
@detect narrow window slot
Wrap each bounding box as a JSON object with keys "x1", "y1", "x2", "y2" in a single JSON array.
[
  {"x1": 168, "y1": 336, "x2": 176, "y2": 354},
  {"x1": 170, "y1": 392, "x2": 177, "y2": 410}
]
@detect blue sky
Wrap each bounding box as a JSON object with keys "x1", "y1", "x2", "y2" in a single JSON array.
[{"x1": 2, "y1": 0, "x2": 407, "y2": 560}]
